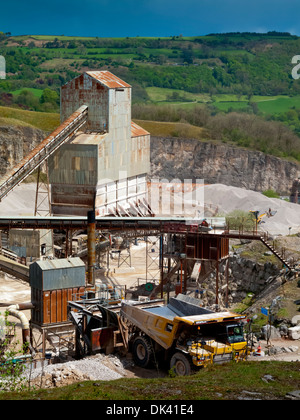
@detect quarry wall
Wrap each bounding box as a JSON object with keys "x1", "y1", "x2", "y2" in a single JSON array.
[
  {"x1": 1, "y1": 126, "x2": 299, "y2": 196},
  {"x1": 0, "y1": 125, "x2": 44, "y2": 177},
  {"x1": 150, "y1": 136, "x2": 300, "y2": 195}
]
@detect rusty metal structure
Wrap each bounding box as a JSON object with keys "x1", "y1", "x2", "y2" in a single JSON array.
[
  {"x1": 0, "y1": 70, "x2": 151, "y2": 245},
  {"x1": 29, "y1": 257, "x2": 86, "y2": 357},
  {"x1": 49, "y1": 71, "x2": 151, "y2": 217},
  {"x1": 87, "y1": 210, "x2": 96, "y2": 286}
]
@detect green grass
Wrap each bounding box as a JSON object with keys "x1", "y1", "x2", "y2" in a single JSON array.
[
  {"x1": 40, "y1": 58, "x2": 84, "y2": 69},
  {"x1": 146, "y1": 87, "x2": 211, "y2": 104},
  {"x1": 10, "y1": 88, "x2": 44, "y2": 98},
  {"x1": 133, "y1": 119, "x2": 208, "y2": 139},
  {"x1": 214, "y1": 101, "x2": 250, "y2": 111},
  {"x1": 146, "y1": 88, "x2": 300, "y2": 114},
  {"x1": 1, "y1": 361, "x2": 299, "y2": 400},
  {"x1": 0, "y1": 106, "x2": 60, "y2": 132},
  {"x1": 146, "y1": 88, "x2": 300, "y2": 115},
  {"x1": 257, "y1": 96, "x2": 300, "y2": 114}
]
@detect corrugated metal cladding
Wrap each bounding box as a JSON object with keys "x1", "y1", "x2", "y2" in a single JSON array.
[
  {"x1": 31, "y1": 286, "x2": 85, "y2": 325},
  {"x1": 9, "y1": 230, "x2": 40, "y2": 258},
  {"x1": 50, "y1": 70, "x2": 150, "y2": 216},
  {"x1": 51, "y1": 184, "x2": 95, "y2": 216},
  {"x1": 61, "y1": 71, "x2": 130, "y2": 132},
  {"x1": 29, "y1": 257, "x2": 85, "y2": 291},
  {"x1": 48, "y1": 144, "x2": 98, "y2": 185}
]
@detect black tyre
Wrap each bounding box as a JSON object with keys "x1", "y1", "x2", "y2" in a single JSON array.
[
  {"x1": 170, "y1": 352, "x2": 193, "y2": 376},
  {"x1": 132, "y1": 336, "x2": 153, "y2": 368}
]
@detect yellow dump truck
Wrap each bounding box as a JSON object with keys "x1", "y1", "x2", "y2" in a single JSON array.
[{"x1": 121, "y1": 294, "x2": 249, "y2": 376}]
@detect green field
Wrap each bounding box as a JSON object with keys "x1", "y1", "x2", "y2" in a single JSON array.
[
  {"x1": 11, "y1": 88, "x2": 44, "y2": 98},
  {"x1": 145, "y1": 87, "x2": 300, "y2": 115},
  {"x1": 146, "y1": 87, "x2": 209, "y2": 103},
  {"x1": 256, "y1": 96, "x2": 300, "y2": 113}
]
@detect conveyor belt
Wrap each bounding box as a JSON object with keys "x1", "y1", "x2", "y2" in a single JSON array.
[
  {"x1": 0, "y1": 105, "x2": 88, "y2": 201},
  {"x1": 0, "y1": 254, "x2": 29, "y2": 282}
]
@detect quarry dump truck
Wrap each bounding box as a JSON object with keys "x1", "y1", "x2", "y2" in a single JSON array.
[{"x1": 121, "y1": 294, "x2": 249, "y2": 376}]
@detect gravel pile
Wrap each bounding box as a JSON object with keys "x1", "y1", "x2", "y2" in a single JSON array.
[
  {"x1": 182, "y1": 183, "x2": 300, "y2": 236},
  {"x1": 24, "y1": 354, "x2": 127, "y2": 388}
]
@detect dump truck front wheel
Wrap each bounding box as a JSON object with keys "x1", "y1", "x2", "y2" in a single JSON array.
[
  {"x1": 132, "y1": 336, "x2": 153, "y2": 368},
  {"x1": 170, "y1": 352, "x2": 193, "y2": 376}
]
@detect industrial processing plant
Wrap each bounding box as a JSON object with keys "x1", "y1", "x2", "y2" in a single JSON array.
[{"x1": 0, "y1": 70, "x2": 298, "y2": 383}]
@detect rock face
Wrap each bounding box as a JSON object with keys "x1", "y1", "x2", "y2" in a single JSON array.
[
  {"x1": 150, "y1": 136, "x2": 300, "y2": 195},
  {"x1": 0, "y1": 128, "x2": 299, "y2": 197},
  {"x1": 0, "y1": 125, "x2": 45, "y2": 177},
  {"x1": 199, "y1": 255, "x2": 281, "y2": 309}
]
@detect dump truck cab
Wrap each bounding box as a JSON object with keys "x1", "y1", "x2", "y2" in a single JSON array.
[{"x1": 225, "y1": 323, "x2": 245, "y2": 344}]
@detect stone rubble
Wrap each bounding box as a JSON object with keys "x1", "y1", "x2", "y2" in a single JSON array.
[{"x1": 24, "y1": 353, "x2": 127, "y2": 389}]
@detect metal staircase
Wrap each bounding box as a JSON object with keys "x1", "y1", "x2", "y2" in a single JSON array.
[
  {"x1": 259, "y1": 236, "x2": 292, "y2": 270},
  {"x1": 0, "y1": 105, "x2": 88, "y2": 202}
]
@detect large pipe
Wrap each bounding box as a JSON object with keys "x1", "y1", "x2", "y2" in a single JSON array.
[
  {"x1": 7, "y1": 302, "x2": 35, "y2": 355},
  {"x1": 87, "y1": 210, "x2": 96, "y2": 286}
]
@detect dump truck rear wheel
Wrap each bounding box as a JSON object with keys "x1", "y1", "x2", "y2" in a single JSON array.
[
  {"x1": 170, "y1": 352, "x2": 192, "y2": 376},
  {"x1": 132, "y1": 336, "x2": 153, "y2": 368}
]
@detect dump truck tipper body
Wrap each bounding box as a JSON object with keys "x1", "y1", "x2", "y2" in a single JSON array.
[{"x1": 121, "y1": 294, "x2": 248, "y2": 375}]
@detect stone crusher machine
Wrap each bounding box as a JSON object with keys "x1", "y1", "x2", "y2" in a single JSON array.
[{"x1": 68, "y1": 294, "x2": 250, "y2": 375}]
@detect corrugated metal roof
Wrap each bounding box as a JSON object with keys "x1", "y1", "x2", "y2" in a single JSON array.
[
  {"x1": 35, "y1": 257, "x2": 85, "y2": 271},
  {"x1": 131, "y1": 121, "x2": 150, "y2": 137},
  {"x1": 86, "y1": 71, "x2": 131, "y2": 89}
]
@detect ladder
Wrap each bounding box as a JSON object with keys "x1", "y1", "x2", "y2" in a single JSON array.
[{"x1": 0, "y1": 105, "x2": 88, "y2": 202}]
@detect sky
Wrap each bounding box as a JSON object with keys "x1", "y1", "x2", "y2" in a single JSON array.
[{"x1": 1, "y1": 0, "x2": 300, "y2": 38}]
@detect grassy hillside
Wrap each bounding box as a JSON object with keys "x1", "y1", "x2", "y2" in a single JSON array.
[
  {"x1": 0, "y1": 106, "x2": 59, "y2": 131},
  {"x1": 1, "y1": 361, "x2": 299, "y2": 400}
]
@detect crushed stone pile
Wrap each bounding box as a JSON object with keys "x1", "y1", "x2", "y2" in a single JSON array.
[
  {"x1": 0, "y1": 183, "x2": 44, "y2": 216},
  {"x1": 24, "y1": 354, "x2": 128, "y2": 389},
  {"x1": 191, "y1": 184, "x2": 300, "y2": 236},
  {"x1": 2, "y1": 183, "x2": 300, "y2": 237}
]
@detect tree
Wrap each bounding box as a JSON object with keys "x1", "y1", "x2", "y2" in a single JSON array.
[
  {"x1": 14, "y1": 89, "x2": 39, "y2": 110},
  {"x1": 40, "y1": 88, "x2": 59, "y2": 105},
  {"x1": 0, "y1": 311, "x2": 28, "y2": 392},
  {"x1": 225, "y1": 209, "x2": 255, "y2": 231}
]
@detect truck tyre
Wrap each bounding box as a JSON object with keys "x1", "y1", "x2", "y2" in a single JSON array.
[
  {"x1": 170, "y1": 352, "x2": 193, "y2": 376},
  {"x1": 132, "y1": 336, "x2": 153, "y2": 368}
]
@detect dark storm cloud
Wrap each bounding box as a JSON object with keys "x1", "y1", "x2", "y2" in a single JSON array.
[{"x1": 0, "y1": 0, "x2": 299, "y2": 37}]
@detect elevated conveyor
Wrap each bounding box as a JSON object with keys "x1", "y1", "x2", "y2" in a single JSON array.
[
  {"x1": 0, "y1": 105, "x2": 88, "y2": 201},
  {"x1": 0, "y1": 254, "x2": 29, "y2": 282}
]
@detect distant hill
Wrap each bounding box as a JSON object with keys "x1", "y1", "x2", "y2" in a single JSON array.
[
  {"x1": 1, "y1": 31, "x2": 300, "y2": 103},
  {"x1": 2, "y1": 31, "x2": 300, "y2": 161}
]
